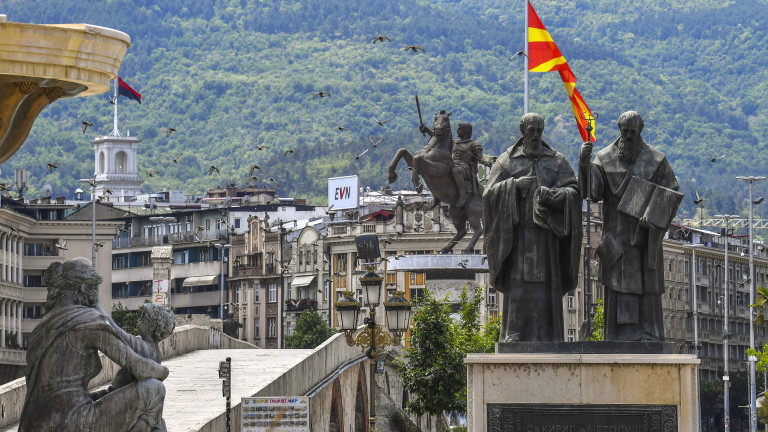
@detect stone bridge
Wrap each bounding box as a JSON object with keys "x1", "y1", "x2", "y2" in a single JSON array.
[{"x1": 0, "y1": 325, "x2": 412, "y2": 431}]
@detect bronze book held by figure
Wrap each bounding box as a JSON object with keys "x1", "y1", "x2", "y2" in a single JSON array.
[{"x1": 617, "y1": 176, "x2": 683, "y2": 229}]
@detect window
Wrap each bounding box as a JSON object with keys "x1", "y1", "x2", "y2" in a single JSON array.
[
  {"x1": 267, "y1": 317, "x2": 277, "y2": 338},
  {"x1": 23, "y1": 274, "x2": 44, "y2": 287},
  {"x1": 567, "y1": 329, "x2": 576, "y2": 342},
  {"x1": 205, "y1": 219, "x2": 211, "y2": 230},
  {"x1": 487, "y1": 287, "x2": 497, "y2": 308},
  {"x1": 254, "y1": 318, "x2": 260, "y2": 339},
  {"x1": 23, "y1": 305, "x2": 43, "y2": 319},
  {"x1": 268, "y1": 282, "x2": 277, "y2": 303},
  {"x1": 567, "y1": 295, "x2": 576, "y2": 310},
  {"x1": 234, "y1": 218, "x2": 241, "y2": 229},
  {"x1": 254, "y1": 283, "x2": 260, "y2": 302}
]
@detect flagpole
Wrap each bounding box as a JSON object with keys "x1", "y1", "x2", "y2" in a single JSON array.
[
  {"x1": 112, "y1": 78, "x2": 119, "y2": 136},
  {"x1": 523, "y1": 0, "x2": 529, "y2": 115}
]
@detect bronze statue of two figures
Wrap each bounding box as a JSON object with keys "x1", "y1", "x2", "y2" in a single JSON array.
[{"x1": 388, "y1": 109, "x2": 683, "y2": 343}]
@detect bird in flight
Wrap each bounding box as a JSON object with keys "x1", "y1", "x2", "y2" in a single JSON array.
[
  {"x1": 172, "y1": 152, "x2": 184, "y2": 163},
  {"x1": 248, "y1": 176, "x2": 260, "y2": 183},
  {"x1": 707, "y1": 152, "x2": 726, "y2": 163},
  {"x1": 284, "y1": 149, "x2": 296, "y2": 156},
  {"x1": 335, "y1": 125, "x2": 348, "y2": 131},
  {"x1": 249, "y1": 164, "x2": 261, "y2": 175},
  {"x1": 350, "y1": 149, "x2": 369, "y2": 160},
  {"x1": 209, "y1": 165, "x2": 220, "y2": 176},
  {"x1": 116, "y1": 226, "x2": 128, "y2": 234},
  {"x1": 368, "y1": 136, "x2": 384, "y2": 148},
  {"x1": 312, "y1": 91, "x2": 330, "y2": 99},
  {"x1": 372, "y1": 35, "x2": 391, "y2": 43},
  {"x1": 512, "y1": 50, "x2": 528, "y2": 59},
  {"x1": 55, "y1": 240, "x2": 68, "y2": 250},
  {"x1": 256, "y1": 144, "x2": 270, "y2": 151},
  {"x1": 372, "y1": 116, "x2": 389, "y2": 126},
  {"x1": 146, "y1": 170, "x2": 158, "y2": 177},
  {"x1": 109, "y1": 95, "x2": 118, "y2": 104},
  {"x1": 458, "y1": 259, "x2": 469, "y2": 269},
  {"x1": 265, "y1": 178, "x2": 280, "y2": 187},
  {"x1": 403, "y1": 45, "x2": 425, "y2": 52},
  {"x1": 94, "y1": 241, "x2": 105, "y2": 251},
  {"x1": 166, "y1": 128, "x2": 177, "y2": 137},
  {"x1": 693, "y1": 190, "x2": 705, "y2": 205},
  {"x1": 81, "y1": 121, "x2": 93, "y2": 133},
  {"x1": 46, "y1": 162, "x2": 59, "y2": 172}
]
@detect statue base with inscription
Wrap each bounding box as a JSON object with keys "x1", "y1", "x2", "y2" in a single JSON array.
[{"x1": 465, "y1": 351, "x2": 699, "y2": 432}]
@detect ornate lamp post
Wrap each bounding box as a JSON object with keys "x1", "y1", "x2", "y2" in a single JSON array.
[{"x1": 336, "y1": 235, "x2": 412, "y2": 432}]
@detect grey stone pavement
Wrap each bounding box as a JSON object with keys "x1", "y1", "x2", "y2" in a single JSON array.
[{"x1": 1, "y1": 348, "x2": 313, "y2": 432}]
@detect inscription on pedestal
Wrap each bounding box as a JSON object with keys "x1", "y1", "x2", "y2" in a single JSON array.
[{"x1": 487, "y1": 404, "x2": 677, "y2": 432}]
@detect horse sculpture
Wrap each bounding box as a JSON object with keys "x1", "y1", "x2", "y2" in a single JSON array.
[{"x1": 387, "y1": 109, "x2": 484, "y2": 253}]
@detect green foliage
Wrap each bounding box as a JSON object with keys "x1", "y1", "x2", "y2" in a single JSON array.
[
  {"x1": 112, "y1": 302, "x2": 141, "y2": 335},
  {"x1": 397, "y1": 286, "x2": 497, "y2": 417},
  {"x1": 3, "y1": 0, "x2": 768, "y2": 226},
  {"x1": 396, "y1": 289, "x2": 466, "y2": 416},
  {"x1": 586, "y1": 298, "x2": 605, "y2": 341},
  {"x1": 285, "y1": 309, "x2": 336, "y2": 349},
  {"x1": 750, "y1": 285, "x2": 768, "y2": 324},
  {"x1": 455, "y1": 286, "x2": 500, "y2": 354}
]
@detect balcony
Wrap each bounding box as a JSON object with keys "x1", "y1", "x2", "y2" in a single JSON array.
[
  {"x1": 232, "y1": 266, "x2": 265, "y2": 277},
  {"x1": 285, "y1": 298, "x2": 318, "y2": 312},
  {"x1": 116, "y1": 230, "x2": 229, "y2": 249}
]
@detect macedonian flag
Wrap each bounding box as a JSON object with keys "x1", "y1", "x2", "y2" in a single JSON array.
[{"x1": 528, "y1": 1, "x2": 595, "y2": 142}]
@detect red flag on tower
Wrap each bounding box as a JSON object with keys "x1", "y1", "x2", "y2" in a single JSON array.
[{"x1": 117, "y1": 76, "x2": 142, "y2": 104}]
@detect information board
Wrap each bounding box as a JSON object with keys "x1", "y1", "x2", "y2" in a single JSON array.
[{"x1": 241, "y1": 396, "x2": 309, "y2": 432}]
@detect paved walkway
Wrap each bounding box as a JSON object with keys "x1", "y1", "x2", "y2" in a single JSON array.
[{"x1": 1, "y1": 348, "x2": 313, "y2": 432}]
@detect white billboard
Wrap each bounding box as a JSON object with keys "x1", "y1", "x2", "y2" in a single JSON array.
[{"x1": 327, "y1": 175, "x2": 359, "y2": 210}]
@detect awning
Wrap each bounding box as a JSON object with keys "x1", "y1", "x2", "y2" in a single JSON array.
[
  {"x1": 290, "y1": 275, "x2": 316, "y2": 288},
  {"x1": 183, "y1": 275, "x2": 220, "y2": 287}
]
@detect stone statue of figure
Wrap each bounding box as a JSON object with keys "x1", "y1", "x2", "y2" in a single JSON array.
[
  {"x1": 451, "y1": 122, "x2": 493, "y2": 208},
  {"x1": 223, "y1": 312, "x2": 243, "y2": 339},
  {"x1": 93, "y1": 304, "x2": 176, "y2": 431},
  {"x1": 483, "y1": 113, "x2": 583, "y2": 342},
  {"x1": 579, "y1": 110, "x2": 681, "y2": 341},
  {"x1": 19, "y1": 258, "x2": 169, "y2": 432}
]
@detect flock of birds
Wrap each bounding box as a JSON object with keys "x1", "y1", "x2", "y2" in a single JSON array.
[{"x1": 62, "y1": 34, "x2": 426, "y2": 195}]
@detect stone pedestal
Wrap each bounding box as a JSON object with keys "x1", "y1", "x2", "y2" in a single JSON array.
[{"x1": 465, "y1": 353, "x2": 699, "y2": 432}]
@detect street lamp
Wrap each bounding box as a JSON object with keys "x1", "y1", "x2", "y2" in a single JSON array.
[
  {"x1": 685, "y1": 242, "x2": 704, "y2": 432},
  {"x1": 214, "y1": 243, "x2": 233, "y2": 339},
  {"x1": 79, "y1": 177, "x2": 108, "y2": 268},
  {"x1": 335, "y1": 234, "x2": 412, "y2": 432},
  {"x1": 737, "y1": 175, "x2": 766, "y2": 432},
  {"x1": 716, "y1": 213, "x2": 740, "y2": 432}
]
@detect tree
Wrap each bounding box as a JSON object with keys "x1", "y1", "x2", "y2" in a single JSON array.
[
  {"x1": 586, "y1": 298, "x2": 605, "y2": 341},
  {"x1": 111, "y1": 302, "x2": 141, "y2": 335},
  {"x1": 396, "y1": 286, "x2": 498, "y2": 420},
  {"x1": 285, "y1": 309, "x2": 336, "y2": 349},
  {"x1": 396, "y1": 289, "x2": 466, "y2": 417}
]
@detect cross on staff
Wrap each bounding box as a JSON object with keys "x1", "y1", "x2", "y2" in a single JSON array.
[{"x1": 581, "y1": 110, "x2": 598, "y2": 339}]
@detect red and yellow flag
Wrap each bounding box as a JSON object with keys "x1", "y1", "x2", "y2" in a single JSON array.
[{"x1": 527, "y1": 1, "x2": 595, "y2": 142}]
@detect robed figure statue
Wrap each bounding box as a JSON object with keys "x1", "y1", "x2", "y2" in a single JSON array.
[
  {"x1": 484, "y1": 113, "x2": 582, "y2": 342},
  {"x1": 579, "y1": 110, "x2": 682, "y2": 341}
]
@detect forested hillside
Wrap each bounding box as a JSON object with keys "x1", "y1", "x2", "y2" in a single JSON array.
[{"x1": 2, "y1": 0, "x2": 768, "y2": 227}]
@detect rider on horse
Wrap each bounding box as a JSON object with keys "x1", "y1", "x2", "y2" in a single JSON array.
[{"x1": 450, "y1": 123, "x2": 493, "y2": 208}]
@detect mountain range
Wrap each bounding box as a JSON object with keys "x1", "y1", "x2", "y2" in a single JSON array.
[{"x1": 2, "y1": 0, "x2": 768, "y2": 232}]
